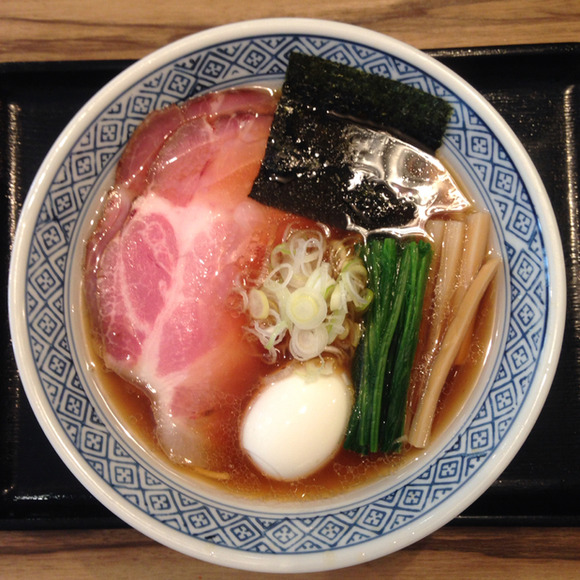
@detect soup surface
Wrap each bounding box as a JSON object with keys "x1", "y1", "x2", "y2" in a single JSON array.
[
  {"x1": 85, "y1": 229, "x2": 497, "y2": 501},
  {"x1": 83, "y1": 83, "x2": 499, "y2": 501}
]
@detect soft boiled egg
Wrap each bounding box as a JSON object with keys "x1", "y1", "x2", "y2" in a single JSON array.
[{"x1": 240, "y1": 363, "x2": 354, "y2": 481}]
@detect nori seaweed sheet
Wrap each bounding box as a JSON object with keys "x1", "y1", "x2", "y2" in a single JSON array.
[
  {"x1": 282, "y1": 52, "x2": 452, "y2": 152},
  {"x1": 249, "y1": 53, "x2": 453, "y2": 232},
  {"x1": 252, "y1": 105, "x2": 416, "y2": 230}
]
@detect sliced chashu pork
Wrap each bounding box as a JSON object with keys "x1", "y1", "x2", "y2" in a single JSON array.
[{"x1": 85, "y1": 88, "x2": 300, "y2": 469}]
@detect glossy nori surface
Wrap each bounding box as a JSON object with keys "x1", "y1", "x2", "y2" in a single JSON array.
[{"x1": 249, "y1": 52, "x2": 448, "y2": 231}]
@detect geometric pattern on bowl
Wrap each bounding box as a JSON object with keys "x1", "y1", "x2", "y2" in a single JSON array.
[{"x1": 24, "y1": 33, "x2": 547, "y2": 555}]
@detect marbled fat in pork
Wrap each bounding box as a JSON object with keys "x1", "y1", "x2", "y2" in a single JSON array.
[{"x1": 84, "y1": 88, "x2": 297, "y2": 469}]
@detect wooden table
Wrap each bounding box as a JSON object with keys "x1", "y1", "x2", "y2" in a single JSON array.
[
  {"x1": 1, "y1": 1, "x2": 579, "y2": 578},
  {"x1": 1, "y1": 0, "x2": 579, "y2": 62}
]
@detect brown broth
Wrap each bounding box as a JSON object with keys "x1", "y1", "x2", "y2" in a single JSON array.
[
  {"x1": 83, "y1": 82, "x2": 499, "y2": 502},
  {"x1": 86, "y1": 264, "x2": 497, "y2": 502}
]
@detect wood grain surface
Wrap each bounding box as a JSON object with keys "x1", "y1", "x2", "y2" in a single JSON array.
[
  {"x1": 1, "y1": 1, "x2": 579, "y2": 578},
  {"x1": 1, "y1": 526, "x2": 579, "y2": 579},
  {"x1": 1, "y1": 0, "x2": 579, "y2": 62}
]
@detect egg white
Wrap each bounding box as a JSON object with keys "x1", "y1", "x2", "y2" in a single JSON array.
[{"x1": 240, "y1": 364, "x2": 354, "y2": 481}]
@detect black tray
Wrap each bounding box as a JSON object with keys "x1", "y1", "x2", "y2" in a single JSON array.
[{"x1": 1, "y1": 45, "x2": 579, "y2": 530}]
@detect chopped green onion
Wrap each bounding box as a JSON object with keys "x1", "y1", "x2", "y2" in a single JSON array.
[
  {"x1": 290, "y1": 326, "x2": 329, "y2": 360},
  {"x1": 248, "y1": 288, "x2": 269, "y2": 320},
  {"x1": 238, "y1": 227, "x2": 369, "y2": 362},
  {"x1": 286, "y1": 287, "x2": 328, "y2": 330}
]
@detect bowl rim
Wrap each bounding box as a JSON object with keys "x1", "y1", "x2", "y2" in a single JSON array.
[{"x1": 8, "y1": 17, "x2": 567, "y2": 573}]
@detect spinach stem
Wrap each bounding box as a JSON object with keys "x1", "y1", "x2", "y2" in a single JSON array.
[{"x1": 345, "y1": 238, "x2": 432, "y2": 455}]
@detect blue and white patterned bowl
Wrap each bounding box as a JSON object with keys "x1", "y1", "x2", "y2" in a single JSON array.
[{"x1": 9, "y1": 19, "x2": 566, "y2": 572}]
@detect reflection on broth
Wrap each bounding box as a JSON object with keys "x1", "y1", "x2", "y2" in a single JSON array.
[
  {"x1": 85, "y1": 216, "x2": 497, "y2": 501},
  {"x1": 83, "y1": 54, "x2": 500, "y2": 500}
]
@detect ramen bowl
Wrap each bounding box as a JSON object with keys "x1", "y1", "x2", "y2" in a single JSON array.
[{"x1": 8, "y1": 18, "x2": 565, "y2": 573}]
